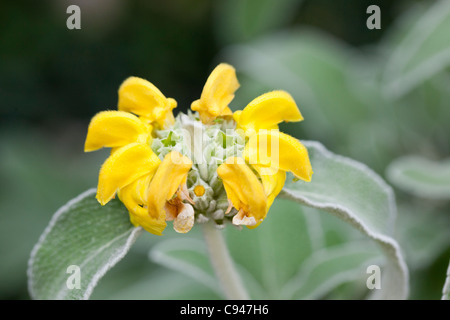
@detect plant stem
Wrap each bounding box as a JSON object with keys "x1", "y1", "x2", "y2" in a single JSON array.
[{"x1": 201, "y1": 222, "x2": 250, "y2": 300}]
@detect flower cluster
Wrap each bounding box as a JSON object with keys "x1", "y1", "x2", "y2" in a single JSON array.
[{"x1": 85, "y1": 63, "x2": 313, "y2": 235}]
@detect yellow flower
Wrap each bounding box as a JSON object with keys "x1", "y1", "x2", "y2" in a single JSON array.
[
  {"x1": 233, "y1": 90, "x2": 303, "y2": 135},
  {"x1": 191, "y1": 63, "x2": 240, "y2": 124},
  {"x1": 118, "y1": 76, "x2": 177, "y2": 129},
  {"x1": 243, "y1": 130, "x2": 313, "y2": 182},
  {"x1": 217, "y1": 130, "x2": 312, "y2": 228},
  {"x1": 95, "y1": 142, "x2": 160, "y2": 206},
  {"x1": 146, "y1": 151, "x2": 193, "y2": 235},
  {"x1": 84, "y1": 110, "x2": 152, "y2": 152},
  {"x1": 118, "y1": 151, "x2": 193, "y2": 236},
  {"x1": 85, "y1": 64, "x2": 313, "y2": 235},
  {"x1": 194, "y1": 66, "x2": 313, "y2": 228},
  {"x1": 217, "y1": 157, "x2": 267, "y2": 227},
  {"x1": 85, "y1": 76, "x2": 192, "y2": 235}
]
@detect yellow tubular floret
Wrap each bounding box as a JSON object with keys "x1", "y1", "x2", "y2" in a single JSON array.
[
  {"x1": 217, "y1": 158, "x2": 267, "y2": 227},
  {"x1": 118, "y1": 76, "x2": 177, "y2": 128},
  {"x1": 84, "y1": 111, "x2": 151, "y2": 152},
  {"x1": 244, "y1": 131, "x2": 313, "y2": 182},
  {"x1": 236, "y1": 91, "x2": 303, "y2": 135},
  {"x1": 96, "y1": 143, "x2": 161, "y2": 205},
  {"x1": 191, "y1": 63, "x2": 240, "y2": 123},
  {"x1": 147, "y1": 151, "x2": 193, "y2": 234}
]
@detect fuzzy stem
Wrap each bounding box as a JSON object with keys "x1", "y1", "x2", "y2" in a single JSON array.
[{"x1": 201, "y1": 222, "x2": 250, "y2": 300}]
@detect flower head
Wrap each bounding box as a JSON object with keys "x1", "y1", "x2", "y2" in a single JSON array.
[{"x1": 85, "y1": 64, "x2": 312, "y2": 235}]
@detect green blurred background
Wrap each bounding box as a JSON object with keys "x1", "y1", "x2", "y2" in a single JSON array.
[{"x1": 1, "y1": 0, "x2": 449, "y2": 299}]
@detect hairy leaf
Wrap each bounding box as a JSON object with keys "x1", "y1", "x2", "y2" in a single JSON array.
[
  {"x1": 280, "y1": 141, "x2": 409, "y2": 299},
  {"x1": 28, "y1": 189, "x2": 141, "y2": 300},
  {"x1": 383, "y1": 0, "x2": 450, "y2": 98},
  {"x1": 387, "y1": 156, "x2": 450, "y2": 200}
]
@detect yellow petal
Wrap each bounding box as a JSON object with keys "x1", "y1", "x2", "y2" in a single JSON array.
[
  {"x1": 244, "y1": 130, "x2": 313, "y2": 181},
  {"x1": 118, "y1": 174, "x2": 151, "y2": 214},
  {"x1": 96, "y1": 143, "x2": 161, "y2": 205},
  {"x1": 217, "y1": 157, "x2": 267, "y2": 226},
  {"x1": 147, "y1": 151, "x2": 192, "y2": 225},
  {"x1": 118, "y1": 77, "x2": 177, "y2": 127},
  {"x1": 130, "y1": 208, "x2": 166, "y2": 236},
  {"x1": 237, "y1": 91, "x2": 303, "y2": 134},
  {"x1": 252, "y1": 165, "x2": 286, "y2": 211},
  {"x1": 84, "y1": 111, "x2": 151, "y2": 152},
  {"x1": 119, "y1": 175, "x2": 166, "y2": 235},
  {"x1": 191, "y1": 63, "x2": 239, "y2": 123}
]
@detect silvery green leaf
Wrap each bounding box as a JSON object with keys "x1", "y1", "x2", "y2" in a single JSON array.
[
  {"x1": 95, "y1": 266, "x2": 222, "y2": 300},
  {"x1": 383, "y1": 0, "x2": 450, "y2": 98},
  {"x1": 150, "y1": 201, "x2": 385, "y2": 300},
  {"x1": 28, "y1": 189, "x2": 142, "y2": 300},
  {"x1": 0, "y1": 129, "x2": 105, "y2": 298},
  {"x1": 280, "y1": 141, "x2": 409, "y2": 299},
  {"x1": 149, "y1": 236, "x2": 267, "y2": 299},
  {"x1": 396, "y1": 204, "x2": 450, "y2": 271},
  {"x1": 386, "y1": 156, "x2": 450, "y2": 200},
  {"x1": 280, "y1": 243, "x2": 380, "y2": 299},
  {"x1": 149, "y1": 238, "x2": 223, "y2": 297},
  {"x1": 442, "y1": 261, "x2": 450, "y2": 300}
]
